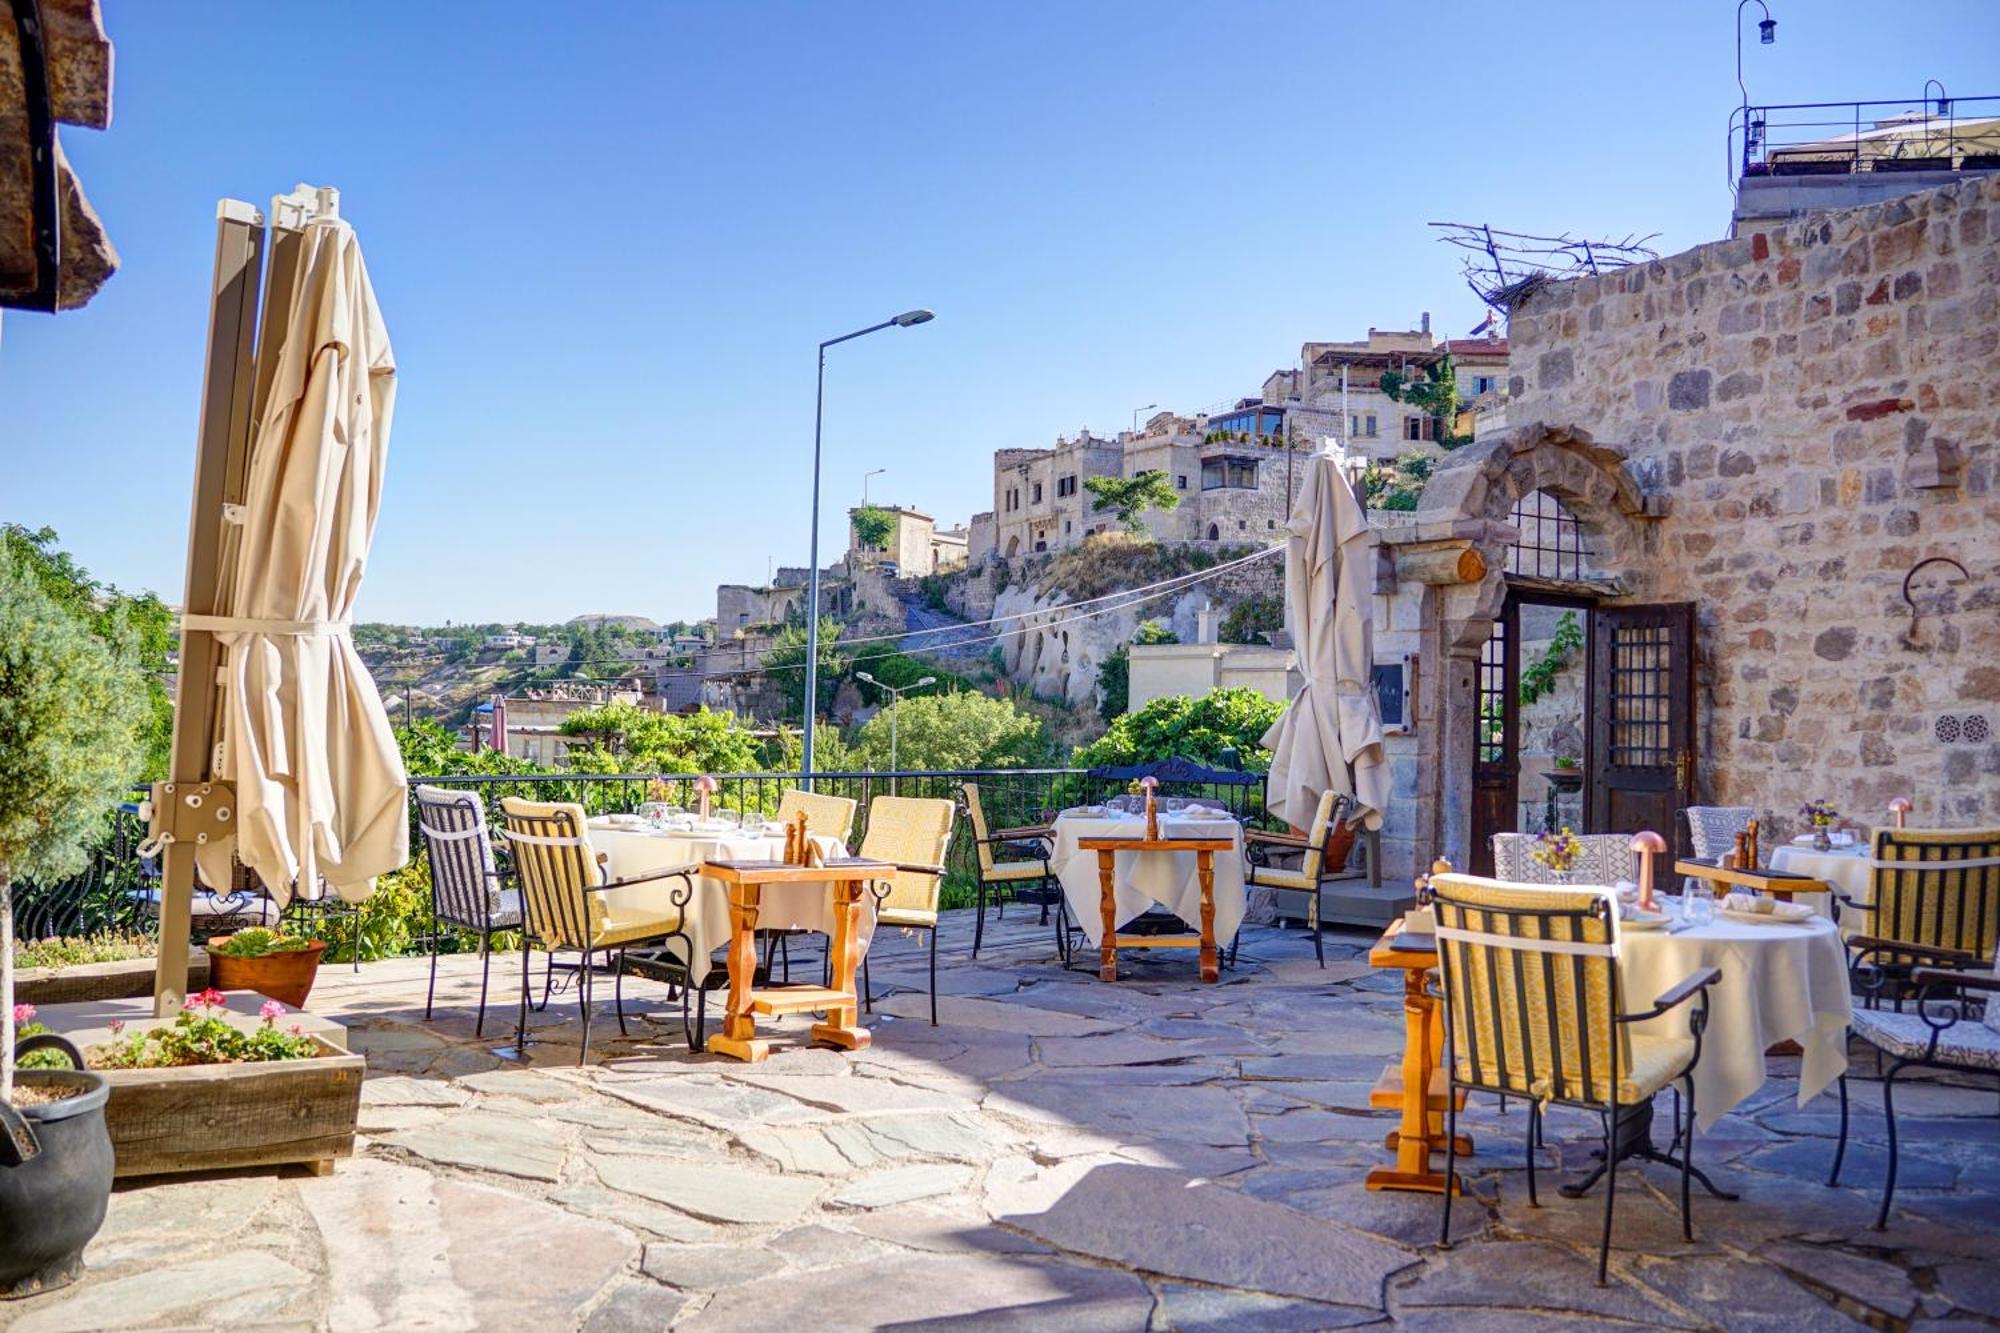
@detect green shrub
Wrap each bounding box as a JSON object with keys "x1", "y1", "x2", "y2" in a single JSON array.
[
  {"x1": 1219, "y1": 594, "x2": 1284, "y2": 645},
  {"x1": 12, "y1": 931, "x2": 156, "y2": 970},
  {"x1": 1072, "y1": 687, "x2": 1283, "y2": 772},
  {"x1": 211, "y1": 927, "x2": 316, "y2": 958}
]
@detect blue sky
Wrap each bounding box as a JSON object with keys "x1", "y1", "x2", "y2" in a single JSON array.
[{"x1": 5, "y1": 1, "x2": 1997, "y2": 624}]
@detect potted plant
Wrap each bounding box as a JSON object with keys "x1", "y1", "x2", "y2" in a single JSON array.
[
  {"x1": 205, "y1": 927, "x2": 328, "y2": 1008},
  {"x1": 1550, "y1": 754, "x2": 1584, "y2": 793},
  {"x1": 0, "y1": 549, "x2": 148, "y2": 1296}
]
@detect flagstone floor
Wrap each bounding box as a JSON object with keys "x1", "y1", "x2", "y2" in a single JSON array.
[{"x1": 8, "y1": 908, "x2": 1999, "y2": 1331}]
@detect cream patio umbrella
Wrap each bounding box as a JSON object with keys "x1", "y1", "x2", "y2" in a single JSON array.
[
  {"x1": 184, "y1": 200, "x2": 406, "y2": 912},
  {"x1": 1261, "y1": 451, "x2": 1389, "y2": 834}
]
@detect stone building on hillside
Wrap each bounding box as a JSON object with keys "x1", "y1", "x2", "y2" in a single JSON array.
[
  {"x1": 969, "y1": 317, "x2": 1508, "y2": 564},
  {"x1": 845, "y1": 504, "x2": 969, "y2": 575},
  {"x1": 1362, "y1": 174, "x2": 1999, "y2": 912}
]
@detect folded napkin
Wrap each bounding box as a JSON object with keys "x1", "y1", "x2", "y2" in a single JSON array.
[
  {"x1": 602, "y1": 813, "x2": 648, "y2": 827},
  {"x1": 1723, "y1": 891, "x2": 1775, "y2": 914}
]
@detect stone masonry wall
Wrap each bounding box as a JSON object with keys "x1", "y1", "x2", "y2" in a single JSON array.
[{"x1": 1506, "y1": 175, "x2": 2000, "y2": 833}]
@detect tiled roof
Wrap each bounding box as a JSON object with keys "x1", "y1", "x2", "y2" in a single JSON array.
[{"x1": 1445, "y1": 338, "x2": 1509, "y2": 358}]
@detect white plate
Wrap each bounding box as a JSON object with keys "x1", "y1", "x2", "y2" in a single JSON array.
[{"x1": 1621, "y1": 912, "x2": 1670, "y2": 931}]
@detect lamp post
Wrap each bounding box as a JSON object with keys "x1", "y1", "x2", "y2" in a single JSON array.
[
  {"x1": 1736, "y1": 0, "x2": 1777, "y2": 166},
  {"x1": 856, "y1": 671, "x2": 935, "y2": 792},
  {"x1": 863, "y1": 468, "x2": 886, "y2": 504},
  {"x1": 1131, "y1": 403, "x2": 1157, "y2": 434},
  {"x1": 804, "y1": 309, "x2": 934, "y2": 786}
]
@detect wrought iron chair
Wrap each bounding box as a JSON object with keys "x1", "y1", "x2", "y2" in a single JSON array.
[
  {"x1": 1491, "y1": 832, "x2": 1641, "y2": 885},
  {"x1": 763, "y1": 788, "x2": 860, "y2": 980},
  {"x1": 962, "y1": 782, "x2": 1075, "y2": 963},
  {"x1": 414, "y1": 785, "x2": 524, "y2": 1037},
  {"x1": 1429, "y1": 872, "x2": 1719, "y2": 1284},
  {"x1": 1243, "y1": 789, "x2": 1347, "y2": 968},
  {"x1": 855, "y1": 796, "x2": 957, "y2": 1025},
  {"x1": 1826, "y1": 827, "x2": 2000, "y2": 1228},
  {"x1": 1678, "y1": 805, "x2": 1755, "y2": 890},
  {"x1": 498, "y1": 797, "x2": 703, "y2": 1062}
]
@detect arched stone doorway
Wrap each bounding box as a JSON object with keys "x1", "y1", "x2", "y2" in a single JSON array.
[{"x1": 1391, "y1": 422, "x2": 1678, "y2": 877}]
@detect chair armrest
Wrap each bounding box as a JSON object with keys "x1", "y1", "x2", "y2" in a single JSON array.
[
  {"x1": 887, "y1": 861, "x2": 949, "y2": 877},
  {"x1": 1847, "y1": 935, "x2": 1982, "y2": 966},
  {"x1": 587, "y1": 867, "x2": 697, "y2": 895},
  {"x1": 1913, "y1": 967, "x2": 2000, "y2": 993},
  {"x1": 989, "y1": 824, "x2": 1053, "y2": 840},
  {"x1": 1244, "y1": 830, "x2": 1309, "y2": 849},
  {"x1": 1619, "y1": 966, "x2": 1721, "y2": 1024}
]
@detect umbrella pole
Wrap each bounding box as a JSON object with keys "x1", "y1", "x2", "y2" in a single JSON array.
[{"x1": 150, "y1": 202, "x2": 267, "y2": 1016}]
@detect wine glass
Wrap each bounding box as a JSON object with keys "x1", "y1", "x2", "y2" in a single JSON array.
[{"x1": 1684, "y1": 882, "x2": 1717, "y2": 928}]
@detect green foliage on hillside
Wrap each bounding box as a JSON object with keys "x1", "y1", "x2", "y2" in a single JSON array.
[
  {"x1": 763, "y1": 619, "x2": 850, "y2": 718},
  {"x1": 1072, "y1": 687, "x2": 1283, "y2": 772},
  {"x1": 1219, "y1": 594, "x2": 1284, "y2": 645},
  {"x1": 851, "y1": 505, "x2": 895, "y2": 552},
  {"x1": 1379, "y1": 352, "x2": 1470, "y2": 450},
  {"x1": 850, "y1": 691, "x2": 1050, "y2": 773},
  {"x1": 1082, "y1": 470, "x2": 1180, "y2": 535},
  {"x1": 4, "y1": 524, "x2": 175, "y2": 779},
  {"x1": 559, "y1": 700, "x2": 764, "y2": 774}
]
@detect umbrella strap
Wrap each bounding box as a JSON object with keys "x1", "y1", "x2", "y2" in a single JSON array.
[{"x1": 180, "y1": 614, "x2": 349, "y2": 636}]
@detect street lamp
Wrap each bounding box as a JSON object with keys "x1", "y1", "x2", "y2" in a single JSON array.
[
  {"x1": 856, "y1": 671, "x2": 935, "y2": 792},
  {"x1": 1131, "y1": 403, "x2": 1157, "y2": 434},
  {"x1": 804, "y1": 309, "x2": 935, "y2": 786},
  {"x1": 863, "y1": 468, "x2": 886, "y2": 504},
  {"x1": 1736, "y1": 1, "x2": 1776, "y2": 128}
]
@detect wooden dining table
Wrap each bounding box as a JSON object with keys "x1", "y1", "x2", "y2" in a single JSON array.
[
  {"x1": 700, "y1": 856, "x2": 892, "y2": 1063},
  {"x1": 1076, "y1": 834, "x2": 1234, "y2": 982},
  {"x1": 1364, "y1": 914, "x2": 1468, "y2": 1194}
]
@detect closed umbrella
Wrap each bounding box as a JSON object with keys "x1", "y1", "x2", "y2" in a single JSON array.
[
  {"x1": 1261, "y1": 452, "x2": 1389, "y2": 833},
  {"x1": 488, "y1": 692, "x2": 508, "y2": 758},
  {"x1": 188, "y1": 213, "x2": 405, "y2": 907}
]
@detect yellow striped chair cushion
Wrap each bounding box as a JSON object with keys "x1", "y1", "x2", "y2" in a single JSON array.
[
  {"x1": 1869, "y1": 827, "x2": 2000, "y2": 957},
  {"x1": 1431, "y1": 873, "x2": 1676, "y2": 1106},
  {"x1": 858, "y1": 796, "x2": 955, "y2": 919}
]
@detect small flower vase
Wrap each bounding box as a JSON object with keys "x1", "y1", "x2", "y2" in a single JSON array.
[{"x1": 1812, "y1": 824, "x2": 1832, "y2": 852}]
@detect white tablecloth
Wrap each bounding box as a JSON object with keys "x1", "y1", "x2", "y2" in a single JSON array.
[
  {"x1": 587, "y1": 821, "x2": 866, "y2": 984},
  {"x1": 1620, "y1": 909, "x2": 1852, "y2": 1131},
  {"x1": 1049, "y1": 812, "x2": 1247, "y2": 948},
  {"x1": 1769, "y1": 844, "x2": 1873, "y2": 927}
]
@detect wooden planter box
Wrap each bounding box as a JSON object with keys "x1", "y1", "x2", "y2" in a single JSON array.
[
  {"x1": 98, "y1": 1037, "x2": 363, "y2": 1179},
  {"x1": 16, "y1": 951, "x2": 208, "y2": 1007}
]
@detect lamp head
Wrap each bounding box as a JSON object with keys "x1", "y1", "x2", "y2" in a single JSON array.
[
  {"x1": 892, "y1": 309, "x2": 935, "y2": 327},
  {"x1": 1758, "y1": 17, "x2": 1775, "y2": 42},
  {"x1": 916, "y1": 676, "x2": 937, "y2": 688},
  {"x1": 1629, "y1": 831, "x2": 1668, "y2": 854},
  {"x1": 856, "y1": 671, "x2": 878, "y2": 685}
]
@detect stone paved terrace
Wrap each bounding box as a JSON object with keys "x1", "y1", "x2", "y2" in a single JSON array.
[{"x1": 8, "y1": 910, "x2": 1998, "y2": 1332}]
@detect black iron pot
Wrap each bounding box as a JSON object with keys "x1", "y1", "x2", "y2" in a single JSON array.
[{"x1": 0, "y1": 1035, "x2": 115, "y2": 1299}]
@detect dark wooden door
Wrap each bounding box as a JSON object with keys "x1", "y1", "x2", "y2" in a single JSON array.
[
  {"x1": 1588, "y1": 602, "x2": 1696, "y2": 838},
  {"x1": 1469, "y1": 601, "x2": 1518, "y2": 876}
]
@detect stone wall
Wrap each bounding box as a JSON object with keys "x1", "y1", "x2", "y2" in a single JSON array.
[{"x1": 1504, "y1": 175, "x2": 2000, "y2": 834}]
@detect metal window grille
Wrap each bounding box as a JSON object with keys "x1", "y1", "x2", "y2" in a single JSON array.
[
  {"x1": 1478, "y1": 617, "x2": 1508, "y2": 765},
  {"x1": 1609, "y1": 623, "x2": 1672, "y2": 766},
  {"x1": 1504, "y1": 489, "x2": 1590, "y2": 581}
]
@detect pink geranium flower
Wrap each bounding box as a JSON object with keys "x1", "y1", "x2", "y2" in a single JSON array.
[
  {"x1": 11, "y1": 1002, "x2": 35, "y2": 1025},
  {"x1": 184, "y1": 987, "x2": 227, "y2": 1011},
  {"x1": 259, "y1": 1000, "x2": 287, "y2": 1023}
]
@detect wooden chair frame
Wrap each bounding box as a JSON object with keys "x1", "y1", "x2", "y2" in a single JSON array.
[{"x1": 962, "y1": 783, "x2": 1079, "y2": 964}]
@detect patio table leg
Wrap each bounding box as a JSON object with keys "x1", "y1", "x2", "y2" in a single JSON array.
[
  {"x1": 1197, "y1": 850, "x2": 1218, "y2": 983},
  {"x1": 1096, "y1": 848, "x2": 1118, "y2": 981},
  {"x1": 707, "y1": 884, "x2": 769, "y2": 1063},
  {"x1": 810, "y1": 881, "x2": 871, "y2": 1051}
]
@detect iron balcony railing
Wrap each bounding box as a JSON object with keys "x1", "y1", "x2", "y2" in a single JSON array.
[
  {"x1": 1734, "y1": 93, "x2": 2000, "y2": 184},
  {"x1": 13, "y1": 768, "x2": 1268, "y2": 946}
]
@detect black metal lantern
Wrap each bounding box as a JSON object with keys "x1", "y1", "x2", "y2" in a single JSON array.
[{"x1": 1758, "y1": 17, "x2": 1776, "y2": 43}]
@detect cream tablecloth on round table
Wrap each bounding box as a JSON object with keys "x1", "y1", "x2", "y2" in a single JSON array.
[
  {"x1": 587, "y1": 820, "x2": 866, "y2": 984},
  {"x1": 1049, "y1": 812, "x2": 1247, "y2": 948},
  {"x1": 1769, "y1": 843, "x2": 1873, "y2": 927},
  {"x1": 1620, "y1": 909, "x2": 1851, "y2": 1132}
]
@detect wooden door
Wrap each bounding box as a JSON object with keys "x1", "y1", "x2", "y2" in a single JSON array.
[
  {"x1": 1468, "y1": 601, "x2": 1518, "y2": 876},
  {"x1": 1588, "y1": 603, "x2": 1696, "y2": 838}
]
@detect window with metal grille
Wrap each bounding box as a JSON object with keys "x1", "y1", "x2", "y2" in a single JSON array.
[
  {"x1": 1609, "y1": 623, "x2": 1672, "y2": 766},
  {"x1": 1478, "y1": 617, "x2": 1507, "y2": 765},
  {"x1": 1503, "y1": 489, "x2": 1590, "y2": 581}
]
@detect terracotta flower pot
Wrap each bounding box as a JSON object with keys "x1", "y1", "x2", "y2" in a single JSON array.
[{"x1": 205, "y1": 936, "x2": 328, "y2": 1007}]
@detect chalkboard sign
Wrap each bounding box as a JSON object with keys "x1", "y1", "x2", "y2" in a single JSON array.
[{"x1": 1372, "y1": 660, "x2": 1408, "y2": 729}]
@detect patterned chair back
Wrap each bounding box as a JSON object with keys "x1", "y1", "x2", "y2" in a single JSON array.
[
  {"x1": 1430, "y1": 873, "x2": 1629, "y2": 1106},
  {"x1": 1868, "y1": 827, "x2": 2000, "y2": 958},
  {"x1": 1684, "y1": 806, "x2": 1755, "y2": 862},
  {"x1": 415, "y1": 785, "x2": 504, "y2": 929},
  {"x1": 858, "y1": 796, "x2": 956, "y2": 916},
  {"x1": 776, "y1": 788, "x2": 858, "y2": 845},
  {"x1": 1491, "y1": 832, "x2": 1639, "y2": 885},
  {"x1": 499, "y1": 797, "x2": 605, "y2": 951}
]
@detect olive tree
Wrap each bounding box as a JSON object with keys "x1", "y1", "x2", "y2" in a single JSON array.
[{"x1": 0, "y1": 550, "x2": 147, "y2": 1101}]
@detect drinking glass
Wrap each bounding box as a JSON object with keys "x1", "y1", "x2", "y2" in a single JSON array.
[{"x1": 1684, "y1": 882, "x2": 1717, "y2": 927}]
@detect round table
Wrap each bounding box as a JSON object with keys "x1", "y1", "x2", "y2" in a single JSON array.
[
  {"x1": 1770, "y1": 843, "x2": 1873, "y2": 927},
  {"x1": 1620, "y1": 907, "x2": 1852, "y2": 1131},
  {"x1": 1049, "y1": 810, "x2": 1247, "y2": 947},
  {"x1": 586, "y1": 820, "x2": 864, "y2": 983}
]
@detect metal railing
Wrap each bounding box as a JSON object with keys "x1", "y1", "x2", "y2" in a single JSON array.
[
  {"x1": 12, "y1": 768, "x2": 1269, "y2": 943},
  {"x1": 1735, "y1": 93, "x2": 2000, "y2": 183}
]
